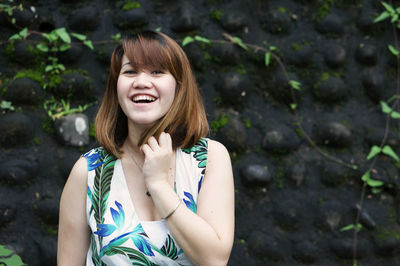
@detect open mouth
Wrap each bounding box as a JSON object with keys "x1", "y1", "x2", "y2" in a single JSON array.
[{"x1": 132, "y1": 95, "x2": 156, "y2": 103}]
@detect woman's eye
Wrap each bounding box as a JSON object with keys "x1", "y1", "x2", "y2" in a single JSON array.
[
  {"x1": 152, "y1": 70, "x2": 164, "y2": 75},
  {"x1": 123, "y1": 70, "x2": 136, "y2": 75}
]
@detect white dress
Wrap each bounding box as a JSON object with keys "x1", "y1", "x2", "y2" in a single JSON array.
[{"x1": 83, "y1": 138, "x2": 208, "y2": 265}]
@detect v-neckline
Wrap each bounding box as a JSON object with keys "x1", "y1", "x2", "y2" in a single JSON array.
[{"x1": 118, "y1": 149, "x2": 181, "y2": 223}]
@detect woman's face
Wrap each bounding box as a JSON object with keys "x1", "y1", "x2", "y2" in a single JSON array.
[{"x1": 117, "y1": 54, "x2": 177, "y2": 128}]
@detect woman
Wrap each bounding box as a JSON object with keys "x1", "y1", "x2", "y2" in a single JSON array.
[{"x1": 57, "y1": 30, "x2": 234, "y2": 265}]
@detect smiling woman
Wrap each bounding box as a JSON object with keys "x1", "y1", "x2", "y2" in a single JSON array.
[{"x1": 58, "y1": 30, "x2": 235, "y2": 266}]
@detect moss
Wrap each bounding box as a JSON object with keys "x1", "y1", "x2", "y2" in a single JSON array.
[
  {"x1": 122, "y1": 1, "x2": 141, "y2": 11},
  {"x1": 14, "y1": 69, "x2": 44, "y2": 85},
  {"x1": 277, "y1": 6, "x2": 288, "y2": 13},
  {"x1": 235, "y1": 64, "x2": 247, "y2": 75},
  {"x1": 242, "y1": 117, "x2": 251, "y2": 128},
  {"x1": 291, "y1": 40, "x2": 313, "y2": 51},
  {"x1": 274, "y1": 168, "x2": 285, "y2": 189},
  {"x1": 211, "y1": 9, "x2": 222, "y2": 21},
  {"x1": 210, "y1": 114, "x2": 228, "y2": 133},
  {"x1": 89, "y1": 122, "x2": 96, "y2": 138},
  {"x1": 315, "y1": 0, "x2": 334, "y2": 20},
  {"x1": 376, "y1": 228, "x2": 400, "y2": 242},
  {"x1": 41, "y1": 222, "x2": 58, "y2": 236}
]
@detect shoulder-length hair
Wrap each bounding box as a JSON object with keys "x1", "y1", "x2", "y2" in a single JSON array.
[{"x1": 95, "y1": 30, "x2": 209, "y2": 158}]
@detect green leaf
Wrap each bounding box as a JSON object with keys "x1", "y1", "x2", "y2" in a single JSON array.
[
  {"x1": 389, "y1": 44, "x2": 399, "y2": 56},
  {"x1": 36, "y1": 43, "x2": 49, "y2": 52},
  {"x1": 71, "y1": 32, "x2": 86, "y2": 41},
  {"x1": 45, "y1": 65, "x2": 53, "y2": 72},
  {"x1": 0, "y1": 245, "x2": 25, "y2": 266},
  {"x1": 269, "y1": 45, "x2": 277, "y2": 51},
  {"x1": 8, "y1": 34, "x2": 21, "y2": 40},
  {"x1": 19, "y1": 27, "x2": 28, "y2": 38},
  {"x1": 380, "y1": 101, "x2": 392, "y2": 114},
  {"x1": 111, "y1": 33, "x2": 121, "y2": 41},
  {"x1": 232, "y1": 36, "x2": 249, "y2": 51},
  {"x1": 374, "y1": 11, "x2": 391, "y2": 23},
  {"x1": 382, "y1": 145, "x2": 400, "y2": 161},
  {"x1": 84, "y1": 40, "x2": 94, "y2": 50},
  {"x1": 265, "y1": 52, "x2": 271, "y2": 66},
  {"x1": 290, "y1": 103, "x2": 297, "y2": 110},
  {"x1": 391, "y1": 13, "x2": 399, "y2": 23},
  {"x1": 340, "y1": 223, "x2": 362, "y2": 232},
  {"x1": 391, "y1": 110, "x2": 400, "y2": 119},
  {"x1": 366, "y1": 145, "x2": 381, "y2": 160},
  {"x1": 361, "y1": 171, "x2": 370, "y2": 182},
  {"x1": 194, "y1": 35, "x2": 211, "y2": 44},
  {"x1": 59, "y1": 44, "x2": 70, "y2": 52},
  {"x1": 182, "y1": 36, "x2": 194, "y2": 46},
  {"x1": 55, "y1": 27, "x2": 71, "y2": 43},
  {"x1": 155, "y1": 27, "x2": 162, "y2": 32},
  {"x1": 289, "y1": 80, "x2": 301, "y2": 90},
  {"x1": 382, "y1": 1, "x2": 395, "y2": 13}
]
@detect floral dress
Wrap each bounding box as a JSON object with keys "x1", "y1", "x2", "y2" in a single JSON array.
[{"x1": 83, "y1": 138, "x2": 208, "y2": 265}]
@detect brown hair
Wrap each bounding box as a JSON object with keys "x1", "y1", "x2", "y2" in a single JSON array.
[{"x1": 95, "y1": 31, "x2": 209, "y2": 157}]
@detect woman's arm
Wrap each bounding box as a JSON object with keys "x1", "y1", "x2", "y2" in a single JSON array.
[
  {"x1": 57, "y1": 157, "x2": 90, "y2": 266},
  {"x1": 142, "y1": 134, "x2": 235, "y2": 265}
]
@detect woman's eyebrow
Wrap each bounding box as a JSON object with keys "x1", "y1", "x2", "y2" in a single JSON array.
[{"x1": 121, "y1": 62, "x2": 131, "y2": 67}]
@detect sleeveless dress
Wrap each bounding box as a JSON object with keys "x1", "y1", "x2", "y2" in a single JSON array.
[{"x1": 83, "y1": 138, "x2": 208, "y2": 266}]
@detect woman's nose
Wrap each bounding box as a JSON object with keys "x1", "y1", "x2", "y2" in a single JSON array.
[{"x1": 133, "y1": 72, "x2": 152, "y2": 88}]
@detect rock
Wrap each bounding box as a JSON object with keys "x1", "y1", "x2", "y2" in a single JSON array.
[
  {"x1": 316, "y1": 14, "x2": 345, "y2": 36},
  {"x1": 355, "y1": 43, "x2": 378, "y2": 66},
  {"x1": 247, "y1": 231, "x2": 285, "y2": 261},
  {"x1": 292, "y1": 240, "x2": 318, "y2": 263},
  {"x1": 33, "y1": 197, "x2": 59, "y2": 225},
  {"x1": 53, "y1": 72, "x2": 93, "y2": 102},
  {"x1": 288, "y1": 45, "x2": 313, "y2": 66},
  {"x1": 260, "y1": 9, "x2": 292, "y2": 34},
  {"x1": 317, "y1": 202, "x2": 343, "y2": 231},
  {"x1": 220, "y1": 11, "x2": 247, "y2": 32},
  {"x1": 0, "y1": 113, "x2": 35, "y2": 148},
  {"x1": 330, "y1": 238, "x2": 370, "y2": 259},
  {"x1": 35, "y1": 235, "x2": 57, "y2": 266},
  {"x1": 67, "y1": 5, "x2": 100, "y2": 32},
  {"x1": 262, "y1": 124, "x2": 301, "y2": 154},
  {"x1": 269, "y1": 70, "x2": 300, "y2": 103},
  {"x1": 171, "y1": 2, "x2": 198, "y2": 32},
  {"x1": 273, "y1": 199, "x2": 303, "y2": 231},
  {"x1": 0, "y1": 203, "x2": 16, "y2": 226},
  {"x1": 58, "y1": 43, "x2": 84, "y2": 65},
  {"x1": 215, "y1": 72, "x2": 249, "y2": 107},
  {"x1": 212, "y1": 43, "x2": 240, "y2": 65},
  {"x1": 183, "y1": 44, "x2": 207, "y2": 71},
  {"x1": 374, "y1": 235, "x2": 400, "y2": 257},
  {"x1": 241, "y1": 164, "x2": 272, "y2": 186},
  {"x1": 55, "y1": 114, "x2": 90, "y2": 147},
  {"x1": 288, "y1": 161, "x2": 306, "y2": 186},
  {"x1": 0, "y1": 158, "x2": 39, "y2": 185},
  {"x1": 112, "y1": 8, "x2": 147, "y2": 29},
  {"x1": 362, "y1": 71, "x2": 387, "y2": 103},
  {"x1": 313, "y1": 121, "x2": 352, "y2": 147},
  {"x1": 321, "y1": 160, "x2": 349, "y2": 187},
  {"x1": 94, "y1": 44, "x2": 115, "y2": 66},
  {"x1": 11, "y1": 5, "x2": 37, "y2": 28},
  {"x1": 5, "y1": 77, "x2": 43, "y2": 105},
  {"x1": 216, "y1": 113, "x2": 247, "y2": 153},
  {"x1": 324, "y1": 44, "x2": 346, "y2": 68},
  {"x1": 9, "y1": 41, "x2": 38, "y2": 66},
  {"x1": 314, "y1": 77, "x2": 347, "y2": 103}
]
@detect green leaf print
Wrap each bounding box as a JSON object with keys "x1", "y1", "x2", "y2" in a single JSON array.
[
  {"x1": 90, "y1": 235, "x2": 106, "y2": 266},
  {"x1": 160, "y1": 234, "x2": 179, "y2": 260},
  {"x1": 104, "y1": 246, "x2": 157, "y2": 266},
  {"x1": 182, "y1": 138, "x2": 208, "y2": 170}
]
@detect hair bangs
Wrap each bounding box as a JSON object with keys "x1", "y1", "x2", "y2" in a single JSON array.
[{"x1": 123, "y1": 34, "x2": 176, "y2": 74}]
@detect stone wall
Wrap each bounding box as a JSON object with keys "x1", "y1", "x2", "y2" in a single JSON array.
[{"x1": 1, "y1": 0, "x2": 400, "y2": 265}]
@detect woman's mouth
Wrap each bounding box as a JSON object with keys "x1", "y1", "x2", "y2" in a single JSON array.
[{"x1": 132, "y1": 95, "x2": 156, "y2": 103}]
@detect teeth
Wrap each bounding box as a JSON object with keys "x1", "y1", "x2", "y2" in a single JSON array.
[{"x1": 132, "y1": 95, "x2": 156, "y2": 102}]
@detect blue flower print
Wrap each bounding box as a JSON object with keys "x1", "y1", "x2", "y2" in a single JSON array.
[
  {"x1": 183, "y1": 192, "x2": 197, "y2": 213},
  {"x1": 84, "y1": 150, "x2": 104, "y2": 171}
]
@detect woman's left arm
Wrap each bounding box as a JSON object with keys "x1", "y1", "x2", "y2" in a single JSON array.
[{"x1": 143, "y1": 135, "x2": 234, "y2": 266}]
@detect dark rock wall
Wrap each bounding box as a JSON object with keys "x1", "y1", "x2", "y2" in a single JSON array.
[{"x1": 1, "y1": 0, "x2": 400, "y2": 265}]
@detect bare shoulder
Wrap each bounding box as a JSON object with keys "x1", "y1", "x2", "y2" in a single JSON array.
[
  {"x1": 68, "y1": 156, "x2": 88, "y2": 184},
  {"x1": 207, "y1": 139, "x2": 229, "y2": 157}
]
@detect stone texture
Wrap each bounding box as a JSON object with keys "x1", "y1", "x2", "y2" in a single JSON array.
[
  {"x1": 67, "y1": 5, "x2": 100, "y2": 32},
  {"x1": 247, "y1": 231, "x2": 286, "y2": 261},
  {"x1": 112, "y1": 8, "x2": 147, "y2": 29},
  {"x1": 316, "y1": 14, "x2": 345, "y2": 36},
  {"x1": 0, "y1": 113, "x2": 35, "y2": 148},
  {"x1": 0, "y1": 158, "x2": 39, "y2": 185},
  {"x1": 5, "y1": 77, "x2": 43, "y2": 105},
  {"x1": 355, "y1": 43, "x2": 378, "y2": 66},
  {"x1": 215, "y1": 72, "x2": 249, "y2": 107},
  {"x1": 262, "y1": 124, "x2": 301, "y2": 154},
  {"x1": 314, "y1": 77, "x2": 347, "y2": 103},
  {"x1": 330, "y1": 238, "x2": 371, "y2": 259},
  {"x1": 313, "y1": 121, "x2": 352, "y2": 147},
  {"x1": 292, "y1": 240, "x2": 318, "y2": 263},
  {"x1": 220, "y1": 11, "x2": 247, "y2": 32},
  {"x1": 55, "y1": 114, "x2": 89, "y2": 147},
  {"x1": 53, "y1": 72, "x2": 93, "y2": 101},
  {"x1": 241, "y1": 164, "x2": 272, "y2": 186},
  {"x1": 216, "y1": 113, "x2": 247, "y2": 153},
  {"x1": 171, "y1": 3, "x2": 198, "y2": 32},
  {"x1": 324, "y1": 44, "x2": 346, "y2": 68}
]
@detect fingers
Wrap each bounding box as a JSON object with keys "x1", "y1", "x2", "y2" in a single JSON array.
[
  {"x1": 158, "y1": 132, "x2": 172, "y2": 150},
  {"x1": 141, "y1": 132, "x2": 172, "y2": 154}
]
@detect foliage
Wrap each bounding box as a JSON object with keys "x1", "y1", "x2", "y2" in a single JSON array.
[
  {"x1": 1, "y1": 100, "x2": 15, "y2": 112},
  {"x1": 122, "y1": 1, "x2": 141, "y2": 11},
  {"x1": 43, "y1": 98, "x2": 90, "y2": 120},
  {"x1": 210, "y1": 114, "x2": 228, "y2": 133},
  {"x1": 0, "y1": 0, "x2": 23, "y2": 24},
  {"x1": 0, "y1": 244, "x2": 25, "y2": 266}
]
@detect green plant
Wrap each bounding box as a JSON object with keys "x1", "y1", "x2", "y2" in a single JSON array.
[
  {"x1": 0, "y1": 0, "x2": 23, "y2": 24},
  {"x1": 122, "y1": 1, "x2": 141, "y2": 11},
  {"x1": 211, "y1": 9, "x2": 222, "y2": 21},
  {"x1": 210, "y1": 114, "x2": 228, "y2": 133},
  {"x1": 1, "y1": 100, "x2": 15, "y2": 112},
  {"x1": 43, "y1": 98, "x2": 90, "y2": 120},
  {"x1": 0, "y1": 244, "x2": 25, "y2": 266}
]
